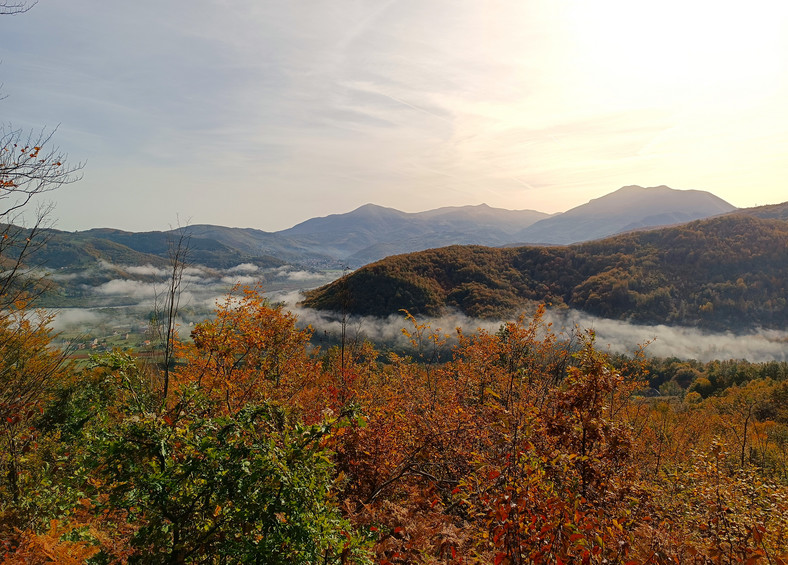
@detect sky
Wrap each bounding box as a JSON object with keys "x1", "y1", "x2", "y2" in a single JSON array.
[{"x1": 2, "y1": 0, "x2": 787, "y2": 232}]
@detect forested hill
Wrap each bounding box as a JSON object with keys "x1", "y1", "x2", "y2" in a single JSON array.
[
  {"x1": 734, "y1": 201, "x2": 788, "y2": 221},
  {"x1": 302, "y1": 213, "x2": 788, "y2": 331}
]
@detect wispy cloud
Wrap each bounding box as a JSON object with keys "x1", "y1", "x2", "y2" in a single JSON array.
[
  {"x1": 546, "y1": 310, "x2": 788, "y2": 363},
  {"x1": 220, "y1": 275, "x2": 260, "y2": 286},
  {"x1": 5, "y1": 0, "x2": 787, "y2": 232}
]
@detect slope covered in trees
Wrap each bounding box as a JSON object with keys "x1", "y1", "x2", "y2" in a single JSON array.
[
  {"x1": 23, "y1": 227, "x2": 285, "y2": 271},
  {"x1": 735, "y1": 201, "x2": 788, "y2": 221},
  {"x1": 303, "y1": 214, "x2": 788, "y2": 331}
]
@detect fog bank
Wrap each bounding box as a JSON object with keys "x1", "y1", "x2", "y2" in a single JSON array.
[
  {"x1": 282, "y1": 293, "x2": 788, "y2": 363},
  {"x1": 45, "y1": 264, "x2": 788, "y2": 363}
]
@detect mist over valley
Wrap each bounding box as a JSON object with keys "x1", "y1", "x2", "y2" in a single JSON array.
[{"x1": 23, "y1": 185, "x2": 788, "y2": 364}]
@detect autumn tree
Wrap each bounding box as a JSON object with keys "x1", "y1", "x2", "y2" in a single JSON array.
[
  {"x1": 716, "y1": 379, "x2": 775, "y2": 466},
  {"x1": 92, "y1": 399, "x2": 368, "y2": 564},
  {"x1": 0, "y1": 308, "x2": 68, "y2": 536},
  {"x1": 174, "y1": 285, "x2": 319, "y2": 417},
  {"x1": 150, "y1": 226, "x2": 190, "y2": 404},
  {"x1": 16, "y1": 290, "x2": 371, "y2": 563}
]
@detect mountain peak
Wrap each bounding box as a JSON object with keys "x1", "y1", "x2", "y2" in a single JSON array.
[
  {"x1": 611, "y1": 184, "x2": 672, "y2": 195},
  {"x1": 351, "y1": 203, "x2": 401, "y2": 214},
  {"x1": 515, "y1": 185, "x2": 736, "y2": 244}
]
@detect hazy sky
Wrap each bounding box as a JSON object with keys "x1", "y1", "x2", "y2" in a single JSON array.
[{"x1": 3, "y1": 0, "x2": 787, "y2": 231}]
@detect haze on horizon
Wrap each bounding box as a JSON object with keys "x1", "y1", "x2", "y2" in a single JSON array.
[{"x1": 3, "y1": 0, "x2": 787, "y2": 232}]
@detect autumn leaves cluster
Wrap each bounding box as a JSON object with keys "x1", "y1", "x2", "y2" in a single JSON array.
[{"x1": 2, "y1": 287, "x2": 788, "y2": 563}]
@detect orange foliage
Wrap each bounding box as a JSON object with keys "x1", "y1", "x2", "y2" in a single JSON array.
[
  {"x1": 9, "y1": 285, "x2": 788, "y2": 563},
  {"x1": 173, "y1": 285, "x2": 320, "y2": 416},
  {"x1": 1, "y1": 520, "x2": 99, "y2": 564}
]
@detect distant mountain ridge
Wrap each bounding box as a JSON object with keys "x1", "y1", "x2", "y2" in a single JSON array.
[
  {"x1": 513, "y1": 185, "x2": 736, "y2": 244},
  {"x1": 276, "y1": 203, "x2": 551, "y2": 264},
  {"x1": 39, "y1": 227, "x2": 285, "y2": 270},
  {"x1": 274, "y1": 186, "x2": 736, "y2": 264},
  {"x1": 23, "y1": 185, "x2": 737, "y2": 275}
]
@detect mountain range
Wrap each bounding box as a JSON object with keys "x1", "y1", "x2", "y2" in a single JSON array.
[{"x1": 25, "y1": 185, "x2": 736, "y2": 275}]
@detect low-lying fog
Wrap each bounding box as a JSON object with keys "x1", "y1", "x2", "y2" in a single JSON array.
[
  {"x1": 289, "y1": 299, "x2": 788, "y2": 363},
  {"x1": 46, "y1": 262, "x2": 788, "y2": 363}
]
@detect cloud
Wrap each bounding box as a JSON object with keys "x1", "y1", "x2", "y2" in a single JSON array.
[
  {"x1": 181, "y1": 273, "x2": 212, "y2": 285},
  {"x1": 289, "y1": 300, "x2": 788, "y2": 363},
  {"x1": 286, "y1": 270, "x2": 323, "y2": 281},
  {"x1": 184, "y1": 266, "x2": 212, "y2": 277},
  {"x1": 45, "y1": 271, "x2": 86, "y2": 282},
  {"x1": 548, "y1": 310, "x2": 788, "y2": 363},
  {"x1": 227, "y1": 263, "x2": 259, "y2": 274},
  {"x1": 48, "y1": 308, "x2": 104, "y2": 332},
  {"x1": 91, "y1": 279, "x2": 158, "y2": 299},
  {"x1": 48, "y1": 279, "x2": 788, "y2": 364},
  {"x1": 289, "y1": 300, "x2": 507, "y2": 350},
  {"x1": 220, "y1": 275, "x2": 260, "y2": 286},
  {"x1": 95, "y1": 261, "x2": 168, "y2": 277},
  {"x1": 122, "y1": 264, "x2": 169, "y2": 277}
]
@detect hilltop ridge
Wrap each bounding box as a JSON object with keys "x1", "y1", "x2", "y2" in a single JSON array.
[{"x1": 302, "y1": 211, "x2": 788, "y2": 331}]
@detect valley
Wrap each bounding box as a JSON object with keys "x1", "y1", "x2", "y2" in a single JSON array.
[{"x1": 26, "y1": 186, "x2": 788, "y2": 362}]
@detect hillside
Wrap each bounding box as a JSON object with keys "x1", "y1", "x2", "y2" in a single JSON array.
[
  {"x1": 76, "y1": 228, "x2": 286, "y2": 270},
  {"x1": 24, "y1": 227, "x2": 286, "y2": 273},
  {"x1": 21, "y1": 204, "x2": 553, "y2": 274},
  {"x1": 18, "y1": 227, "x2": 289, "y2": 307},
  {"x1": 302, "y1": 213, "x2": 788, "y2": 331},
  {"x1": 733, "y1": 201, "x2": 788, "y2": 221}
]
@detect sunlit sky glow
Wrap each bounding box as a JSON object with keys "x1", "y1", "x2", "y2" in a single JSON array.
[{"x1": 3, "y1": 0, "x2": 787, "y2": 231}]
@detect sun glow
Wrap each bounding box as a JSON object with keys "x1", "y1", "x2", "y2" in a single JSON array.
[{"x1": 566, "y1": 0, "x2": 788, "y2": 109}]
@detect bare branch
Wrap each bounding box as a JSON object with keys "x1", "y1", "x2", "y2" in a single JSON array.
[
  {"x1": 0, "y1": 125, "x2": 82, "y2": 307},
  {"x1": 0, "y1": 126, "x2": 83, "y2": 217},
  {"x1": 0, "y1": 1, "x2": 36, "y2": 15},
  {"x1": 151, "y1": 222, "x2": 191, "y2": 405}
]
